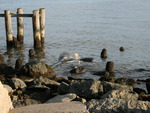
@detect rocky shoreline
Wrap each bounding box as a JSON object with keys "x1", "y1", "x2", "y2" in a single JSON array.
[{"x1": 0, "y1": 53, "x2": 150, "y2": 113}]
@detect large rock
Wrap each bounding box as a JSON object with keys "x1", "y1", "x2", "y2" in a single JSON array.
[
  {"x1": 102, "y1": 81, "x2": 133, "y2": 93},
  {"x1": 8, "y1": 78, "x2": 27, "y2": 90},
  {"x1": 46, "y1": 93, "x2": 77, "y2": 103},
  {"x1": 3, "y1": 84, "x2": 13, "y2": 94},
  {"x1": 69, "y1": 79, "x2": 103, "y2": 99},
  {"x1": 87, "y1": 98, "x2": 150, "y2": 113},
  {"x1": 10, "y1": 102, "x2": 88, "y2": 113},
  {"x1": 101, "y1": 89, "x2": 139, "y2": 100},
  {"x1": 20, "y1": 61, "x2": 56, "y2": 78},
  {"x1": 0, "y1": 81, "x2": 13, "y2": 113}
]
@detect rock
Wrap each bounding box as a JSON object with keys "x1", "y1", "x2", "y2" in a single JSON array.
[
  {"x1": 54, "y1": 77, "x2": 69, "y2": 83},
  {"x1": 32, "y1": 76, "x2": 60, "y2": 86},
  {"x1": 0, "y1": 63, "x2": 15, "y2": 76},
  {"x1": 58, "y1": 82, "x2": 69, "y2": 94},
  {"x1": 120, "y1": 47, "x2": 125, "y2": 51},
  {"x1": 69, "y1": 79, "x2": 103, "y2": 99},
  {"x1": 146, "y1": 78, "x2": 150, "y2": 94},
  {"x1": 46, "y1": 93, "x2": 77, "y2": 103},
  {"x1": 101, "y1": 89, "x2": 139, "y2": 100},
  {"x1": 0, "y1": 81, "x2": 13, "y2": 113},
  {"x1": 3, "y1": 84, "x2": 13, "y2": 94},
  {"x1": 102, "y1": 81, "x2": 133, "y2": 93},
  {"x1": 27, "y1": 86, "x2": 51, "y2": 103},
  {"x1": 87, "y1": 98, "x2": 150, "y2": 113},
  {"x1": 0, "y1": 54, "x2": 5, "y2": 63},
  {"x1": 101, "y1": 48, "x2": 107, "y2": 58},
  {"x1": 15, "y1": 58, "x2": 24, "y2": 72},
  {"x1": 8, "y1": 78, "x2": 27, "y2": 90},
  {"x1": 80, "y1": 58, "x2": 94, "y2": 62},
  {"x1": 133, "y1": 88, "x2": 146, "y2": 95},
  {"x1": 139, "y1": 94, "x2": 150, "y2": 101},
  {"x1": 70, "y1": 66, "x2": 86, "y2": 74},
  {"x1": 20, "y1": 61, "x2": 56, "y2": 78},
  {"x1": 10, "y1": 101, "x2": 88, "y2": 113},
  {"x1": 106, "y1": 61, "x2": 114, "y2": 73}
]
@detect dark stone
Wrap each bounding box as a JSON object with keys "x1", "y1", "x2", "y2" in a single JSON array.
[
  {"x1": 20, "y1": 61, "x2": 56, "y2": 79},
  {"x1": 119, "y1": 47, "x2": 125, "y2": 51},
  {"x1": 101, "y1": 48, "x2": 107, "y2": 58},
  {"x1": 29, "y1": 49, "x2": 35, "y2": 57},
  {"x1": 70, "y1": 66, "x2": 86, "y2": 75},
  {"x1": 133, "y1": 88, "x2": 146, "y2": 95},
  {"x1": 139, "y1": 94, "x2": 150, "y2": 101},
  {"x1": 15, "y1": 59, "x2": 24, "y2": 72},
  {"x1": 106, "y1": 61, "x2": 114, "y2": 73},
  {"x1": 0, "y1": 54, "x2": 5, "y2": 63},
  {"x1": 146, "y1": 78, "x2": 150, "y2": 94},
  {"x1": 57, "y1": 82, "x2": 69, "y2": 94},
  {"x1": 0, "y1": 63, "x2": 15, "y2": 76},
  {"x1": 80, "y1": 58, "x2": 94, "y2": 62}
]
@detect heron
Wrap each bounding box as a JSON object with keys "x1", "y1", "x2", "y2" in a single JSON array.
[{"x1": 52, "y1": 51, "x2": 80, "y2": 68}]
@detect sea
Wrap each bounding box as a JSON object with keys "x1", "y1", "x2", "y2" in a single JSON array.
[{"x1": 0, "y1": 0, "x2": 150, "y2": 89}]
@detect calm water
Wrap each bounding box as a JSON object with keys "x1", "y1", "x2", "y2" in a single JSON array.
[{"x1": 0, "y1": 0, "x2": 150, "y2": 82}]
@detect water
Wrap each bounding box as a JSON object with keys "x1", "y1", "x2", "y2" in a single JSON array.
[{"x1": 0, "y1": 0, "x2": 150, "y2": 83}]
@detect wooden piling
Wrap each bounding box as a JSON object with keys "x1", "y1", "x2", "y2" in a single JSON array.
[
  {"x1": 39, "y1": 8, "x2": 45, "y2": 44},
  {"x1": 106, "y1": 61, "x2": 114, "y2": 73},
  {"x1": 17, "y1": 8, "x2": 24, "y2": 44},
  {"x1": 32, "y1": 10, "x2": 41, "y2": 48},
  {"x1": 4, "y1": 10, "x2": 13, "y2": 47}
]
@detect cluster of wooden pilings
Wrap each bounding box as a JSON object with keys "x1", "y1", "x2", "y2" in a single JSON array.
[{"x1": 0, "y1": 8, "x2": 45, "y2": 48}]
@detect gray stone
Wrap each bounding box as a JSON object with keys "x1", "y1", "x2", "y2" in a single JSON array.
[
  {"x1": 101, "y1": 89, "x2": 139, "y2": 100},
  {"x1": 20, "y1": 61, "x2": 56, "y2": 78},
  {"x1": 87, "y1": 98, "x2": 150, "y2": 113},
  {"x1": 8, "y1": 78, "x2": 27, "y2": 90},
  {"x1": 33, "y1": 76, "x2": 60, "y2": 86},
  {"x1": 102, "y1": 81, "x2": 133, "y2": 93},
  {"x1": 69, "y1": 79, "x2": 103, "y2": 99},
  {"x1": 10, "y1": 101, "x2": 88, "y2": 113},
  {"x1": 45, "y1": 93, "x2": 77, "y2": 103}
]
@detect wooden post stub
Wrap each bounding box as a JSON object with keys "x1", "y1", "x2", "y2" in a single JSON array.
[
  {"x1": 17, "y1": 8, "x2": 24, "y2": 44},
  {"x1": 4, "y1": 10, "x2": 13, "y2": 47},
  {"x1": 39, "y1": 8, "x2": 45, "y2": 44},
  {"x1": 15, "y1": 58, "x2": 24, "y2": 71},
  {"x1": 29, "y1": 49, "x2": 35, "y2": 57},
  {"x1": 32, "y1": 10, "x2": 41, "y2": 48},
  {"x1": 101, "y1": 48, "x2": 107, "y2": 58},
  {"x1": 106, "y1": 61, "x2": 114, "y2": 73}
]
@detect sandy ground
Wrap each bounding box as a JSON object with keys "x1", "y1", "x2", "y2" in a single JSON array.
[{"x1": 9, "y1": 102, "x2": 88, "y2": 113}]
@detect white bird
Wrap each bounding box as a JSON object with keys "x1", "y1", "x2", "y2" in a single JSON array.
[{"x1": 52, "y1": 51, "x2": 80, "y2": 68}]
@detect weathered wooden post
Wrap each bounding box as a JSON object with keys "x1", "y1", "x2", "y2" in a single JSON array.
[
  {"x1": 39, "y1": 8, "x2": 45, "y2": 44},
  {"x1": 32, "y1": 10, "x2": 41, "y2": 48},
  {"x1": 17, "y1": 8, "x2": 24, "y2": 44},
  {"x1": 4, "y1": 10, "x2": 13, "y2": 47}
]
